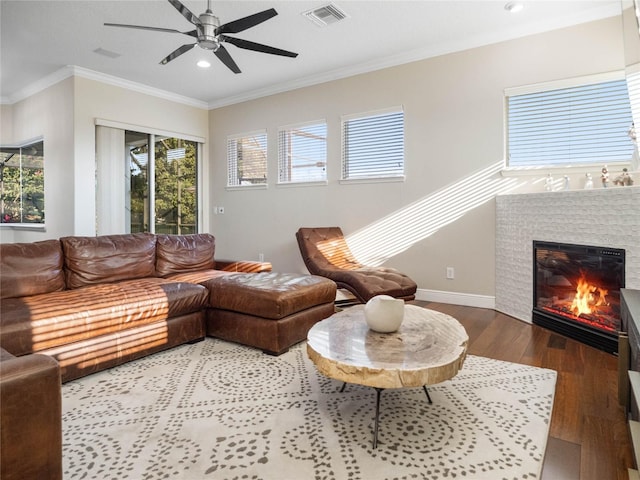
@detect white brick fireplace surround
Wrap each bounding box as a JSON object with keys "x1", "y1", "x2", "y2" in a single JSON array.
[{"x1": 495, "y1": 187, "x2": 640, "y2": 324}]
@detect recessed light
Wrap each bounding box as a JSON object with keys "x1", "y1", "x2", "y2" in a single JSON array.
[
  {"x1": 197, "y1": 60, "x2": 211, "y2": 68},
  {"x1": 504, "y1": 2, "x2": 524, "y2": 13}
]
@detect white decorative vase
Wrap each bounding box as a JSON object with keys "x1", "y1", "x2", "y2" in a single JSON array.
[{"x1": 364, "y1": 295, "x2": 405, "y2": 333}]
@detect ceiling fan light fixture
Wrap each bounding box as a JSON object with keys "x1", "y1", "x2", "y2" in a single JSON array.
[
  {"x1": 198, "y1": 38, "x2": 219, "y2": 51},
  {"x1": 197, "y1": 10, "x2": 220, "y2": 50},
  {"x1": 196, "y1": 60, "x2": 211, "y2": 68}
]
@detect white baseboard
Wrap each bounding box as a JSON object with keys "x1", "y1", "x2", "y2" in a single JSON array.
[{"x1": 415, "y1": 288, "x2": 496, "y2": 309}]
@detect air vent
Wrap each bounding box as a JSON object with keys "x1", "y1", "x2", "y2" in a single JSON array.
[
  {"x1": 303, "y1": 3, "x2": 348, "y2": 27},
  {"x1": 93, "y1": 47, "x2": 121, "y2": 59}
]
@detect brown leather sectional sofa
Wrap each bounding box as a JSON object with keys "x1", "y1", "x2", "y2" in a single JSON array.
[{"x1": 0, "y1": 232, "x2": 336, "y2": 480}]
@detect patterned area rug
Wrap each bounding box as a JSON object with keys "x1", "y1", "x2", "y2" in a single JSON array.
[{"x1": 62, "y1": 338, "x2": 557, "y2": 480}]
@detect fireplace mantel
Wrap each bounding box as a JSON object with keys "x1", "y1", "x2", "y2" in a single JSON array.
[{"x1": 495, "y1": 186, "x2": 639, "y2": 324}]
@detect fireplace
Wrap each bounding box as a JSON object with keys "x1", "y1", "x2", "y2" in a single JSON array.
[{"x1": 532, "y1": 240, "x2": 625, "y2": 354}]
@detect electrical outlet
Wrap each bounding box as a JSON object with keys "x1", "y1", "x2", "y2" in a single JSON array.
[
  {"x1": 446, "y1": 267, "x2": 455, "y2": 279},
  {"x1": 218, "y1": 207, "x2": 225, "y2": 214},
  {"x1": 259, "y1": 253, "x2": 264, "y2": 262}
]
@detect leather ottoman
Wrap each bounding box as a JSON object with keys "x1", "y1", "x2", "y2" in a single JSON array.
[{"x1": 204, "y1": 272, "x2": 337, "y2": 355}]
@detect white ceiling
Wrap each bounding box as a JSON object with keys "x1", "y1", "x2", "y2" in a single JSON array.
[{"x1": 1, "y1": 0, "x2": 622, "y2": 108}]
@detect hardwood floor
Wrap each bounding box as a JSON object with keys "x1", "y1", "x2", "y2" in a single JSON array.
[{"x1": 412, "y1": 301, "x2": 634, "y2": 480}]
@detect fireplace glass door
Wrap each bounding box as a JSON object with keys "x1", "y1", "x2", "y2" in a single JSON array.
[{"x1": 533, "y1": 241, "x2": 625, "y2": 353}]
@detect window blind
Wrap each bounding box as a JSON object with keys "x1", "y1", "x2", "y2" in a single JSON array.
[
  {"x1": 342, "y1": 108, "x2": 404, "y2": 180},
  {"x1": 507, "y1": 79, "x2": 634, "y2": 167},
  {"x1": 278, "y1": 122, "x2": 327, "y2": 184},
  {"x1": 227, "y1": 132, "x2": 267, "y2": 186},
  {"x1": 626, "y1": 70, "x2": 640, "y2": 135}
]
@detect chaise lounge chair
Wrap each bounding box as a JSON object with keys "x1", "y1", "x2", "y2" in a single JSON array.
[{"x1": 296, "y1": 227, "x2": 417, "y2": 303}]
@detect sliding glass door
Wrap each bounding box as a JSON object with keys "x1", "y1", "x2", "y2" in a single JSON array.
[{"x1": 126, "y1": 131, "x2": 198, "y2": 234}]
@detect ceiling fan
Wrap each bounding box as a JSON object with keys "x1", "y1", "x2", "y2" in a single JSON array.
[{"x1": 104, "y1": 0, "x2": 298, "y2": 74}]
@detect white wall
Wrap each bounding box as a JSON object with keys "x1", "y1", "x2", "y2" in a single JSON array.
[
  {"x1": 208, "y1": 16, "x2": 626, "y2": 300},
  {"x1": 0, "y1": 104, "x2": 13, "y2": 142},
  {"x1": 0, "y1": 78, "x2": 75, "y2": 243}
]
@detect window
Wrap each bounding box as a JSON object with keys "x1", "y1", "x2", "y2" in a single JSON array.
[
  {"x1": 0, "y1": 139, "x2": 44, "y2": 224},
  {"x1": 227, "y1": 131, "x2": 267, "y2": 187},
  {"x1": 126, "y1": 131, "x2": 198, "y2": 234},
  {"x1": 342, "y1": 107, "x2": 404, "y2": 181},
  {"x1": 506, "y1": 74, "x2": 634, "y2": 168},
  {"x1": 278, "y1": 121, "x2": 327, "y2": 184}
]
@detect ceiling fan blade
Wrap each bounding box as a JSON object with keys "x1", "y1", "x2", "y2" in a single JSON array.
[
  {"x1": 216, "y1": 8, "x2": 277, "y2": 35},
  {"x1": 167, "y1": 0, "x2": 202, "y2": 27},
  {"x1": 160, "y1": 43, "x2": 196, "y2": 65},
  {"x1": 214, "y1": 45, "x2": 241, "y2": 74},
  {"x1": 104, "y1": 23, "x2": 198, "y2": 38},
  {"x1": 221, "y1": 35, "x2": 298, "y2": 58}
]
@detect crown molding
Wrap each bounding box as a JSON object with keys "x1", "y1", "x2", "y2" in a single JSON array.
[
  {"x1": 70, "y1": 66, "x2": 209, "y2": 109},
  {"x1": 206, "y1": 3, "x2": 621, "y2": 109},
  {"x1": 1, "y1": 66, "x2": 74, "y2": 105},
  {"x1": 2, "y1": 65, "x2": 208, "y2": 109}
]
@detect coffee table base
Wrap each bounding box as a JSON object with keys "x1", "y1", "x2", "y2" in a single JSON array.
[{"x1": 340, "y1": 383, "x2": 433, "y2": 449}]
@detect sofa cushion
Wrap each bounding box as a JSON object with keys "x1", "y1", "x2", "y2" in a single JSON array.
[
  {"x1": 0, "y1": 278, "x2": 209, "y2": 356},
  {"x1": 0, "y1": 239, "x2": 65, "y2": 299},
  {"x1": 61, "y1": 233, "x2": 156, "y2": 288},
  {"x1": 164, "y1": 269, "x2": 236, "y2": 285},
  {"x1": 156, "y1": 233, "x2": 215, "y2": 277}
]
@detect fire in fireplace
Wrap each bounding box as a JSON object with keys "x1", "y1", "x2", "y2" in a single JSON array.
[{"x1": 532, "y1": 241, "x2": 625, "y2": 354}]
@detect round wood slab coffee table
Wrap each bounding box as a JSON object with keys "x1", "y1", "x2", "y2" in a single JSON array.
[{"x1": 306, "y1": 304, "x2": 469, "y2": 448}]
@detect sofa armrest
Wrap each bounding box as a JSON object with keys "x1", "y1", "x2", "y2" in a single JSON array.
[
  {"x1": 0, "y1": 348, "x2": 62, "y2": 480},
  {"x1": 215, "y1": 259, "x2": 273, "y2": 273}
]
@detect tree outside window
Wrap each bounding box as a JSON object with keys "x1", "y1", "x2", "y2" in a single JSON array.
[
  {"x1": 0, "y1": 140, "x2": 44, "y2": 224},
  {"x1": 155, "y1": 138, "x2": 197, "y2": 234},
  {"x1": 127, "y1": 132, "x2": 197, "y2": 234}
]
